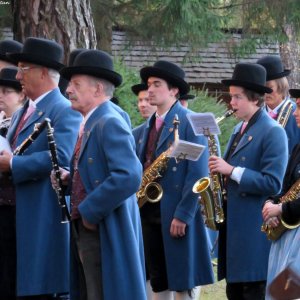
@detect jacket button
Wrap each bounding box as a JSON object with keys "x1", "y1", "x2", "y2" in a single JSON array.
[
  {"x1": 241, "y1": 193, "x2": 246, "y2": 197},
  {"x1": 88, "y1": 158, "x2": 93, "y2": 164},
  {"x1": 172, "y1": 167, "x2": 177, "y2": 172},
  {"x1": 94, "y1": 180, "x2": 100, "y2": 185},
  {"x1": 241, "y1": 157, "x2": 246, "y2": 161}
]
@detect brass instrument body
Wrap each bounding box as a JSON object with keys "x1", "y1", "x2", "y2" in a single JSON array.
[
  {"x1": 193, "y1": 109, "x2": 236, "y2": 230},
  {"x1": 277, "y1": 100, "x2": 293, "y2": 128},
  {"x1": 137, "y1": 115, "x2": 179, "y2": 208},
  {"x1": 261, "y1": 177, "x2": 300, "y2": 241},
  {"x1": 193, "y1": 177, "x2": 219, "y2": 230}
]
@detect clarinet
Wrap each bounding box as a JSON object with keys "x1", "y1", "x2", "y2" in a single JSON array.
[
  {"x1": 45, "y1": 119, "x2": 71, "y2": 223},
  {"x1": 13, "y1": 119, "x2": 48, "y2": 155}
]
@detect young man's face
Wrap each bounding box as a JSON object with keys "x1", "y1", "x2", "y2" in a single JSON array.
[
  {"x1": 229, "y1": 86, "x2": 258, "y2": 122},
  {"x1": 137, "y1": 90, "x2": 156, "y2": 119},
  {"x1": 147, "y1": 77, "x2": 178, "y2": 107}
]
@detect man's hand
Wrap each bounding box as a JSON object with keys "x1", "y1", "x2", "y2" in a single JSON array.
[
  {"x1": 208, "y1": 155, "x2": 234, "y2": 176},
  {"x1": 50, "y1": 167, "x2": 70, "y2": 191},
  {"x1": 0, "y1": 150, "x2": 13, "y2": 172},
  {"x1": 262, "y1": 201, "x2": 282, "y2": 226},
  {"x1": 170, "y1": 218, "x2": 186, "y2": 238}
]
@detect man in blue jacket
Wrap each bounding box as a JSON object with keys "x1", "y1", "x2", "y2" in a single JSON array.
[
  {"x1": 0, "y1": 37, "x2": 82, "y2": 298},
  {"x1": 209, "y1": 63, "x2": 288, "y2": 300},
  {"x1": 59, "y1": 49, "x2": 146, "y2": 300},
  {"x1": 257, "y1": 55, "x2": 300, "y2": 154},
  {"x1": 135, "y1": 60, "x2": 214, "y2": 300}
]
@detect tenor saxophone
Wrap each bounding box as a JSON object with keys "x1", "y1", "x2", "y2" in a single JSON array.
[
  {"x1": 193, "y1": 109, "x2": 236, "y2": 230},
  {"x1": 261, "y1": 178, "x2": 300, "y2": 241},
  {"x1": 136, "y1": 114, "x2": 180, "y2": 208}
]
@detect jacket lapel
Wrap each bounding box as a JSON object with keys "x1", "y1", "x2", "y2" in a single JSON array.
[{"x1": 156, "y1": 102, "x2": 179, "y2": 151}]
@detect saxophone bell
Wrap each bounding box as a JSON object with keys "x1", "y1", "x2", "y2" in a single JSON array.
[{"x1": 193, "y1": 177, "x2": 219, "y2": 230}]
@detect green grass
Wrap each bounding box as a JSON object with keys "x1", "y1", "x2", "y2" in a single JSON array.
[{"x1": 200, "y1": 263, "x2": 227, "y2": 300}]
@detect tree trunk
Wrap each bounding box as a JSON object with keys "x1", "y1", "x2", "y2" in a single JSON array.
[
  {"x1": 279, "y1": 24, "x2": 300, "y2": 89},
  {"x1": 11, "y1": 0, "x2": 97, "y2": 64}
]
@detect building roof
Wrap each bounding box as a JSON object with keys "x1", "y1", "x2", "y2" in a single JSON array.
[{"x1": 112, "y1": 31, "x2": 279, "y2": 85}]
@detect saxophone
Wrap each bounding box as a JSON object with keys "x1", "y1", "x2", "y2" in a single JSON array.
[
  {"x1": 137, "y1": 114, "x2": 180, "y2": 208},
  {"x1": 192, "y1": 109, "x2": 236, "y2": 230},
  {"x1": 261, "y1": 178, "x2": 300, "y2": 241},
  {"x1": 277, "y1": 100, "x2": 293, "y2": 128}
]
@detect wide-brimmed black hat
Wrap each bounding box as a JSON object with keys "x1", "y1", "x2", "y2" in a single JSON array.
[
  {"x1": 60, "y1": 49, "x2": 122, "y2": 87},
  {"x1": 222, "y1": 63, "x2": 272, "y2": 94},
  {"x1": 8, "y1": 37, "x2": 64, "y2": 71},
  {"x1": 179, "y1": 94, "x2": 195, "y2": 101},
  {"x1": 140, "y1": 60, "x2": 189, "y2": 95},
  {"x1": 131, "y1": 82, "x2": 148, "y2": 95},
  {"x1": 0, "y1": 40, "x2": 23, "y2": 65},
  {"x1": 59, "y1": 49, "x2": 87, "y2": 95},
  {"x1": 289, "y1": 89, "x2": 300, "y2": 99},
  {"x1": 257, "y1": 55, "x2": 291, "y2": 81},
  {"x1": 68, "y1": 49, "x2": 86, "y2": 67},
  {"x1": 0, "y1": 67, "x2": 22, "y2": 91}
]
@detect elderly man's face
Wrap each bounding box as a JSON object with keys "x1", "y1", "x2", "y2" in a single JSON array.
[
  {"x1": 66, "y1": 74, "x2": 97, "y2": 116},
  {"x1": 16, "y1": 62, "x2": 42, "y2": 100}
]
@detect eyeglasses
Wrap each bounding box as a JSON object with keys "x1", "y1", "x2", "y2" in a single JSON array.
[
  {"x1": 0, "y1": 87, "x2": 17, "y2": 95},
  {"x1": 17, "y1": 66, "x2": 40, "y2": 74}
]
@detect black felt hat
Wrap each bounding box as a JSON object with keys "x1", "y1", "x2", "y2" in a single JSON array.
[
  {"x1": 222, "y1": 63, "x2": 272, "y2": 94},
  {"x1": 60, "y1": 49, "x2": 122, "y2": 87},
  {"x1": 257, "y1": 55, "x2": 291, "y2": 81},
  {"x1": 178, "y1": 94, "x2": 195, "y2": 101},
  {"x1": 68, "y1": 49, "x2": 86, "y2": 67},
  {"x1": 0, "y1": 67, "x2": 22, "y2": 91},
  {"x1": 0, "y1": 40, "x2": 23, "y2": 65},
  {"x1": 289, "y1": 89, "x2": 300, "y2": 99},
  {"x1": 59, "y1": 49, "x2": 87, "y2": 95},
  {"x1": 131, "y1": 82, "x2": 148, "y2": 95},
  {"x1": 8, "y1": 37, "x2": 64, "y2": 70},
  {"x1": 140, "y1": 60, "x2": 189, "y2": 95}
]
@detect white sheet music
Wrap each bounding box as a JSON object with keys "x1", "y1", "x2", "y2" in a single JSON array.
[
  {"x1": 169, "y1": 140, "x2": 206, "y2": 161},
  {"x1": 0, "y1": 135, "x2": 12, "y2": 153},
  {"x1": 187, "y1": 112, "x2": 221, "y2": 135}
]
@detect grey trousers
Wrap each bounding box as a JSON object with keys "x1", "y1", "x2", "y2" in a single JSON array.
[{"x1": 73, "y1": 219, "x2": 103, "y2": 300}]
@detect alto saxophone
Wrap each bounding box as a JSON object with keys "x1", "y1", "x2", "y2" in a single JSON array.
[
  {"x1": 261, "y1": 177, "x2": 300, "y2": 241},
  {"x1": 137, "y1": 114, "x2": 180, "y2": 208},
  {"x1": 193, "y1": 109, "x2": 236, "y2": 230}
]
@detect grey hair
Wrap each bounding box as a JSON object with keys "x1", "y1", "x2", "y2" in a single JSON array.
[
  {"x1": 89, "y1": 76, "x2": 115, "y2": 97},
  {"x1": 47, "y1": 68, "x2": 60, "y2": 84}
]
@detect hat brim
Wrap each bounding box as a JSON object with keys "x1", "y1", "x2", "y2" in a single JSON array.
[
  {"x1": 0, "y1": 79, "x2": 22, "y2": 91},
  {"x1": 60, "y1": 66, "x2": 122, "y2": 87},
  {"x1": 140, "y1": 66, "x2": 189, "y2": 95},
  {"x1": 267, "y1": 69, "x2": 291, "y2": 81},
  {"x1": 8, "y1": 53, "x2": 64, "y2": 71},
  {"x1": 222, "y1": 79, "x2": 272, "y2": 94},
  {"x1": 289, "y1": 89, "x2": 300, "y2": 99},
  {"x1": 131, "y1": 83, "x2": 148, "y2": 95}
]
